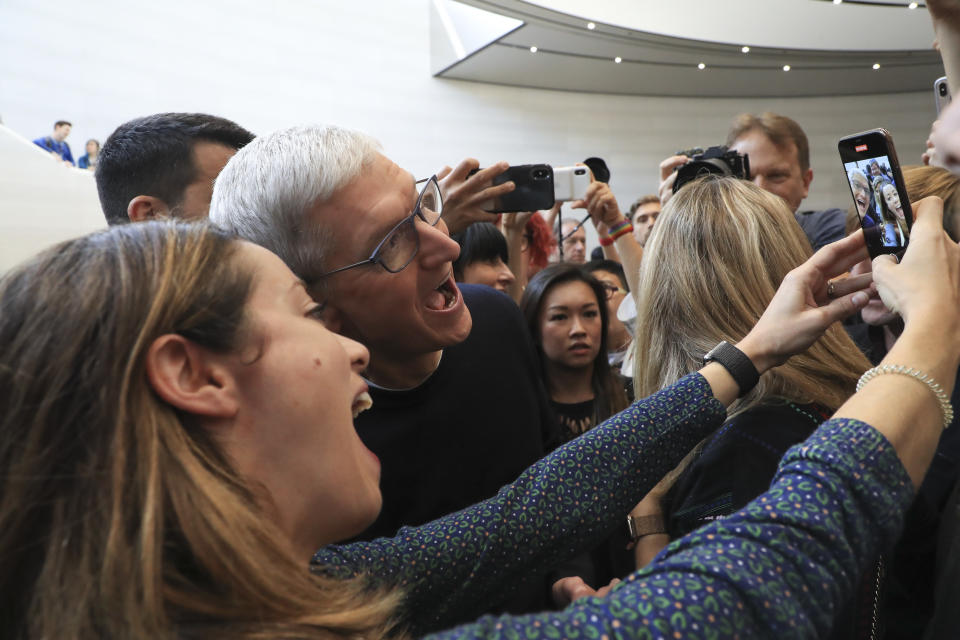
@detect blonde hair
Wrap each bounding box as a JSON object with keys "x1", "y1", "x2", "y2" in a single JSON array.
[
  {"x1": 633, "y1": 177, "x2": 870, "y2": 415},
  {"x1": 0, "y1": 222, "x2": 401, "y2": 639}
]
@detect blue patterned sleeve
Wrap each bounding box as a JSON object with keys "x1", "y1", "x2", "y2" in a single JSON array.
[
  {"x1": 312, "y1": 373, "x2": 727, "y2": 634},
  {"x1": 423, "y1": 418, "x2": 914, "y2": 640}
]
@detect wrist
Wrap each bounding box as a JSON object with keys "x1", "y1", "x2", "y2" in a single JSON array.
[{"x1": 734, "y1": 333, "x2": 777, "y2": 376}]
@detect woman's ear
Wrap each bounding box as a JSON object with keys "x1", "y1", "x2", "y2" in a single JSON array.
[{"x1": 146, "y1": 334, "x2": 239, "y2": 418}]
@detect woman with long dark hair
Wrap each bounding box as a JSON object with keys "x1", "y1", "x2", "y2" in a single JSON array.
[{"x1": 520, "y1": 263, "x2": 629, "y2": 440}]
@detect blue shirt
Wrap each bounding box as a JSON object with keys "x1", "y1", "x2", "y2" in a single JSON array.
[{"x1": 33, "y1": 136, "x2": 74, "y2": 165}]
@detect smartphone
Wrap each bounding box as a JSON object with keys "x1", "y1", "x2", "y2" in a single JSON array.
[
  {"x1": 936, "y1": 76, "x2": 951, "y2": 116},
  {"x1": 469, "y1": 164, "x2": 555, "y2": 213},
  {"x1": 838, "y1": 129, "x2": 913, "y2": 258},
  {"x1": 553, "y1": 165, "x2": 591, "y2": 202}
]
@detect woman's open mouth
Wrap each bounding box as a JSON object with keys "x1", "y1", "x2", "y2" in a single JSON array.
[{"x1": 352, "y1": 391, "x2": 373, "y2": 419}]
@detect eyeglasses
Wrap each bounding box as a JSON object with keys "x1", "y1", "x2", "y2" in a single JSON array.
[
  {"x1": 600, "y1": 282, "x2": 627, "y2": 300},
  {"x1": 316, "y1": 176, "x2": 443, "y2": 278}
]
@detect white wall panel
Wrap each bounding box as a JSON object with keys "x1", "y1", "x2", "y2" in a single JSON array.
[{"x1": 0, "y1": 0, "x2": 936, "y2": 265}]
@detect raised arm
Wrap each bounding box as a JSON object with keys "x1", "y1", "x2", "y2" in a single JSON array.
[
  {"x1": 314, "y1": 229, "x2": 875, "y2": 635},
  {"x1": 426, "y1": 197, "x2": 960, "y2": 640}
]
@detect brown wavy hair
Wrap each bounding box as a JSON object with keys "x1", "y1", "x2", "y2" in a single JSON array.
[
  {"x1": 633, "y1": 177, "x2": 870, "y2": 415},
  {"x1": 0, "y1": 221, "x2": 400, "y2": 639}
]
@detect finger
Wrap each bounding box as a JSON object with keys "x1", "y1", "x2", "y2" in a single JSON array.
[
  {"x1": 909, "y1": 196, "x2": 946, "y2": 235},
  {"x1": 827, "y1": 272, "x2": 873, "y2": 300},
  {"x1": 805, "y1": 229, "x2": 870, "y2": 280},
  {"x1": 659, "y1": 155, "x2": 689, "y2": 180},
  {"x1": 463, "y1": 160, "x2": 508, "y2": 187},
  {"x1": 815, "y1": 288, "x2": 872, "y2": 326},
  {"x1": 443, "y1": 158, "x2": 480, "y2": 183},
  {"x1": 436, "y1": 165, "x2": 453, "y2": 181},
  {"x1": 466, "y1": 181, "x2": 515, "y2": 203}
]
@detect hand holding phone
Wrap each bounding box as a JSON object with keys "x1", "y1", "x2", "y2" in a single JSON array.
[
  {"x1": 467, "y1": 164, "x2": 555, "y2": 213},
  {"x1": 838, "y1": 129, "x2": 913, "y2": 258}
]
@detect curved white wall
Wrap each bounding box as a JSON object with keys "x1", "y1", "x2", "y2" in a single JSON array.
[{"x1": 0, "y1": 0, "x2": 937, "y2": 269}]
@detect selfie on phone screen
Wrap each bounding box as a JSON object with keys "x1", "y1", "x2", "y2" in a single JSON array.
[{"x1": 844, "y1": 155, "x2": 908, "y2": 248}]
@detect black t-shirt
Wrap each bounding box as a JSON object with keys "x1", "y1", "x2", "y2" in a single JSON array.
[
  {"x1": 551, "y1": 399, "x2": 594, "y2": 445},
  {"x1": 353, "y1": 284, "x2": 556, "y2": 540}
]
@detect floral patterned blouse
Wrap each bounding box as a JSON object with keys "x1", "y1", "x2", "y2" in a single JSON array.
[{"x1": 312, "y1": 373, "x2": 913, "y2": 639}]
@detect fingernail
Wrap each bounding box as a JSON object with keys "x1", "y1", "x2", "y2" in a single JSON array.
[{"x1": 852, "y1": 292, "x2": 868, "y2": 307}]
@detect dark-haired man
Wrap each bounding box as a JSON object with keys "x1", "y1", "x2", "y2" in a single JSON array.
[
  {"x1": 33, "y1": 120, "x2": 74, "y2": 165},
  {"x1": 95, "y1": 112, "x2": 254, "y2": 225}
]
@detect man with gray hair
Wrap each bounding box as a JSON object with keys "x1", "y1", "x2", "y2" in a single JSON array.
[{"x1": 210, "y1": 126, "x2": 557, "y2": 613}]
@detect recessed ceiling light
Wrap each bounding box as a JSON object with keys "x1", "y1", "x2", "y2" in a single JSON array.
[
  {"x1": 698, "y1": 62, "x2": 706, "y2": 70},
  {"x1": 614, "y1": 56, "x2": 622, "y2": 64},
  {"x1": 783, "y1": 64, "x2": 791, "y2": 71},
  {"x1": 741, "y1": 46, "x2": 750, "y2": 54},
  {"x1": 873, "y1": 63, "x2": 881, "y2": 70},
  {"x1": 587, "y1": 22, "x2": 596, "y2": 30},
  {"x1": 833, "y1": 0, "x2": 842, "y2": 4},
  {"x1": 529, "y1": 46, "x2": 538, "y2": 53},
  {"x1": 908, "y1": 2, "x2": 918, "y2": 8}
]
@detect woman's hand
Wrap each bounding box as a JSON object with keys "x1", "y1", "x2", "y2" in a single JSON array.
[
  {"x1": 873, "y1": 197, "x2": 960, "y2": 335},
  {"x1": 737, "y1": 230, "x2": 873, "y2": 373},
  {"x1": 572, "y1": 182, "x2": 624, "y2": 228}
]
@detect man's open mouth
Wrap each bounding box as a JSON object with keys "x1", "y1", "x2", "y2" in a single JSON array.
[{"x1": 425, "y1": 277, "x2": 458, "y2": 311}]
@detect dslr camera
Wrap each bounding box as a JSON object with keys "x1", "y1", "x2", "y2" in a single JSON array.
[{"x1": 672, "y1": 146, "x2": 750, "y2": 194}]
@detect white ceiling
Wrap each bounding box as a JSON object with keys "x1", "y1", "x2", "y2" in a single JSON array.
[{"x1": 432, "y1": 0, "x2": 944, "y2": 97}]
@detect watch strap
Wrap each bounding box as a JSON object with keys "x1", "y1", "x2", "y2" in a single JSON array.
[{"x1": 702, "y1": 340, "x2": 760, "y2": 397}]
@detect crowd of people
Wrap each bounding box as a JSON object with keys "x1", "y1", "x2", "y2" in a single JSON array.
[{"x1": 5, "y1": 2, "x2": 960, "y2": 639}]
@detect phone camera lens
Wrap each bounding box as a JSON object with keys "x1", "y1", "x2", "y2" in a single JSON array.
[
  {"x1": 941, "y1": 84, "x2": 949, "y2": 96},
  {"x1": 574, "y1": 168, "x2": 586, "y2": 175},
  {"x1": 533, "y1": 169, "x2": 548, "y2": 180}
]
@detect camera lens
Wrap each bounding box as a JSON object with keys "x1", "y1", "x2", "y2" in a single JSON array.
[
  {"x1": 941, "y1": 84, "x2": 949, "y2": 96},
  {"x1": 533, "y1": 169, "x2": 548, "y2": 180},
  {"x1": 574, "y1": 168, "x2": 586, "y2": 175}
]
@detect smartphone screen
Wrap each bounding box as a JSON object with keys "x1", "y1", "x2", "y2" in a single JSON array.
[{"x1": 838, "y1": 129, "x2": 913, "y2": 257}]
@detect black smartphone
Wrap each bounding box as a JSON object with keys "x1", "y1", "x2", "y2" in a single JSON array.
[
  {"x1": 469, "y1": 164, "x2": 555, "y2": 213},
  {"x1": 838, "y1": 129, "x2": 913, "y2": 258}
]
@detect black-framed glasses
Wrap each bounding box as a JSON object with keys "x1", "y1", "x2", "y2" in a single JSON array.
[
  {"x1": 600, "y1": 282, "x2": 627, "y2": 300},
  {"x1": 316, "y1": 176, "x2": 443, "y2": 278}
]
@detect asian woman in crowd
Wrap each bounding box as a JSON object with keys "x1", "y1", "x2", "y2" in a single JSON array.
[
  {"x1": 77, "y1": 138, "x2": 99, "y2": 170},
  {"x1": 1, "y1": 197, "x2": 958, "y2": 639},
  {"x1": 451, "y1": 222, "x2": 517, "y2": 298}
]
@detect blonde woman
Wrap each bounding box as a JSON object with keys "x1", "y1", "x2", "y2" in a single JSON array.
[{"x1": 631, "y1": 177, "x2": 872, "y2": 570}]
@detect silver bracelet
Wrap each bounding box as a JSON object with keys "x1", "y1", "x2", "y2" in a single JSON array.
[{"x1": 856, "y1": 364, "x2": 954, "y2": 430}]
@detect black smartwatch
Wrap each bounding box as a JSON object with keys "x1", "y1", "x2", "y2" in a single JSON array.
[{"x1": 702, "y1": 341, "x2": 760, "y2": 397}]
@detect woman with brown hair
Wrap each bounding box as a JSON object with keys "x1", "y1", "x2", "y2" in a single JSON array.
[
  {"x1": 631, "y1": 176, "x2": 873, "y2": 568},
  {"x1": 1, "y1": 212, "x2": 958, "y2": 640}
]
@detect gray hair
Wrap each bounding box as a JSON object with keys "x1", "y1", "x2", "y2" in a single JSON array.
[{"x1": 209, "y1": 124, "x2": 381, "y2": 283}]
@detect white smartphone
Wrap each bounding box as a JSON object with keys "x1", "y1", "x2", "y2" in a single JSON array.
[
  {"x1": 553, "y1": 165, "x2": 591, "y2": 202},
  {"x1": 936, "y1": 76, "x2": 951, "y2": 116}
]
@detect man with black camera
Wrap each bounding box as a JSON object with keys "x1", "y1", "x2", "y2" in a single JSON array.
[{"x1": 659, "y1": 112, "x2": 846, "y2": 252}]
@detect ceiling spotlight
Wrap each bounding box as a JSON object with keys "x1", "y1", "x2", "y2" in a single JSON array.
[
  {"x1": 783, "y1": 64, "x2": 791, "y2": 71},
  {"x1": 873, "y1": 63, "x2": 881, "y2": 70},
  {"x1": 529, "y1": 46, "x2": 538, "y2": 53},
  {"x1": 833, "y1": 0, "x2": 842, "y2": 4},
  {"x1": 587, "y1": 22, "x2": 596, "y2": 30},
  {"x1": 614, "y1": 56, "x2": 622, "y2": 64},
  {"x1": 741, "y1": 46, "x2": 750, "y2": 53},
  {"x1": 698, "y1": 62, "x2": 706, "y2": 70},
  {"x1": 908, "y1": 1, "x2": 918, "y2": 8}
]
